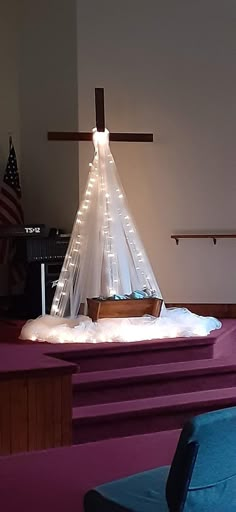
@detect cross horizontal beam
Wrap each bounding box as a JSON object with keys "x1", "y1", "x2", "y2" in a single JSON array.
[{"x1": 47, "y1": 131, "x2": 153, "y2": 142}]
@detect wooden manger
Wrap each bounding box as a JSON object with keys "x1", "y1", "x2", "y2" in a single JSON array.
[{"x1": 87, "y1": 297, "x2": 163, "y2": 322}]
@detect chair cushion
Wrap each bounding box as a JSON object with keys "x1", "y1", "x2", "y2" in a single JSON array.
[{"x1": 84, "y1": 466, "x2": 170, "y2": 512}]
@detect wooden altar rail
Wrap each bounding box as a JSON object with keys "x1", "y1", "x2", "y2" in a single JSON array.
[{"x1": 171, "y1": 234, "x2": 236, "y2": 245}]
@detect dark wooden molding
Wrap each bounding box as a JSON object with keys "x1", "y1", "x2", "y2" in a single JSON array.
[{"x1": 166, "y1": 303, "x2": 236, "y2": 318}]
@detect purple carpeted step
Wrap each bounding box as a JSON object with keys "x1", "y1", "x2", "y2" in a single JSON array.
[
  {"x1": 72, "y1": 359, "x2": 236, "y2": 406},
  {"x1": 72, "y1": 386, "x2": 236, "y2": 444},
  {"x1": 52, "y1": 335, "x2": 216, "y2": 372}
]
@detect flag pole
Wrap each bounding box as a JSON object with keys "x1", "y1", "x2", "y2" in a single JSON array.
[{"x1": 8, "y1": 133, "x2": 12, "y2": 149}]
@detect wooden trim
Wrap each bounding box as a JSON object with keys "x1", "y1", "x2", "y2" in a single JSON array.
[
  {"x1": 166, "y1": 303, "x2": 236, "y2": 318},
  {"x1": 171, "y1": 234, "x2": 236, "y2": 245},
  {"x1": 0, "y1": 373, "x2": 73, "y2": 455}
]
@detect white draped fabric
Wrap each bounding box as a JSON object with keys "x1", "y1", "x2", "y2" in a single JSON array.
[{"x1": 51, "y1": 129, "x2": 163, "y2": 318}]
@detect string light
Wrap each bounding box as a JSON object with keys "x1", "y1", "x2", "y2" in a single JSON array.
[
  {"x1": 51, "y1": 305, "x2": 59, "y2": 313},
  {"x1": 49, "y1": 127, "x2": 160, "y2": 323}
]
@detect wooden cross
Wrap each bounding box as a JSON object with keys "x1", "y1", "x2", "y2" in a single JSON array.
[{"x1": 48, "y1": 88, "x2": 153, "y2": 143}]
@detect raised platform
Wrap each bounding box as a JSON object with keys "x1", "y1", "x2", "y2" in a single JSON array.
[
  {"x1": 46, "y1": 319, "x2": 235, "y2": 370},
  {"x1": 0, "y1": 319, "x2": 236, "y2": 451}
]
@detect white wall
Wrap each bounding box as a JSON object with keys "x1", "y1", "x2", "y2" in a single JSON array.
[
  {"x1": 19, "y1": 0, "x2": 79, "y2": 231},
  {"x1": 77, "y1": 0, "x2": 236, "y2": 303}
]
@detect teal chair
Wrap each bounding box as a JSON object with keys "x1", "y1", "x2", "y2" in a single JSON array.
[{"x1": 84, "y1": 407, "x2": 236, "y2": 512}]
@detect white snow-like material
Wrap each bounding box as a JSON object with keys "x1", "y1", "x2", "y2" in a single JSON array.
[{"x1": 20, "y1": 308, "x2": 221, "y2": 344}]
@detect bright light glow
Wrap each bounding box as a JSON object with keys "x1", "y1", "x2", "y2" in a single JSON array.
[
  {"x1": 93, "y1": 129, "x2": 109, "y2": 146},
  {"x1": 51, "y1": 305, "x2": 59, "y2": 313}
]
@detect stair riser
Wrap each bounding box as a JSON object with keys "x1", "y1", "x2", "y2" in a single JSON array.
[
  {"x1": 67, "y1": 344, "x2": 214, "y2": 372},
  {"x1": 72, "y1": 398, "x2": 236, "y2": 444},
  {"x1": 73, "y1": 371, "x2": 236, "y2": 406}
]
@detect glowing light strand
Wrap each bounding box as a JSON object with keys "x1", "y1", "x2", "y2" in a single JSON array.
[{"x1": 51, "y1": 128, "x2": 163, "y2": 318}]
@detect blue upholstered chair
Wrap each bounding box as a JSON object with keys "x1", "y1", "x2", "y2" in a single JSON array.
[{"x1": 84, "y1": 407, "x2": 236, "y2": 512}]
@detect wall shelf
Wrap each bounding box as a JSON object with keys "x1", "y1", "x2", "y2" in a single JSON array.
[{"x1": 171, "y1": 234, "x2": 236, "y2": 246}]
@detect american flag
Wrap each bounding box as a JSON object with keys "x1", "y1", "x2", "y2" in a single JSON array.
[{"x1": 0, "y1": 137, "x2": 25, "y2": 293}]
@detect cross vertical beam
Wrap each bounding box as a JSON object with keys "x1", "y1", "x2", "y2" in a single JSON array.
[{"x1": 95, "y1": 88, "x2": 105, "y2": 132}]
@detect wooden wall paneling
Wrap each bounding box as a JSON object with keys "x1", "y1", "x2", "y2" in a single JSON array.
[
  {"x1": 0, "y1": 380, "x2": 11, "y2": 455},
  {"x1": 27, "y1": 374, "x2": 72, "y2": 452},
  {"x1": 52, "y1": 376, "x2": 62, "y2": 448},
  {"x1": 27, "y1": 376, "x2": 38, "y2": 451},
  {"x1": 61, "y1": 375, "x2": 72, "y2": 446},
  {"x1": 41, "y1": 376, "x2": 54, "y2": 450},
  {"x1": 10, "y1": 378, "x2": 28, "y2": 453}
]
